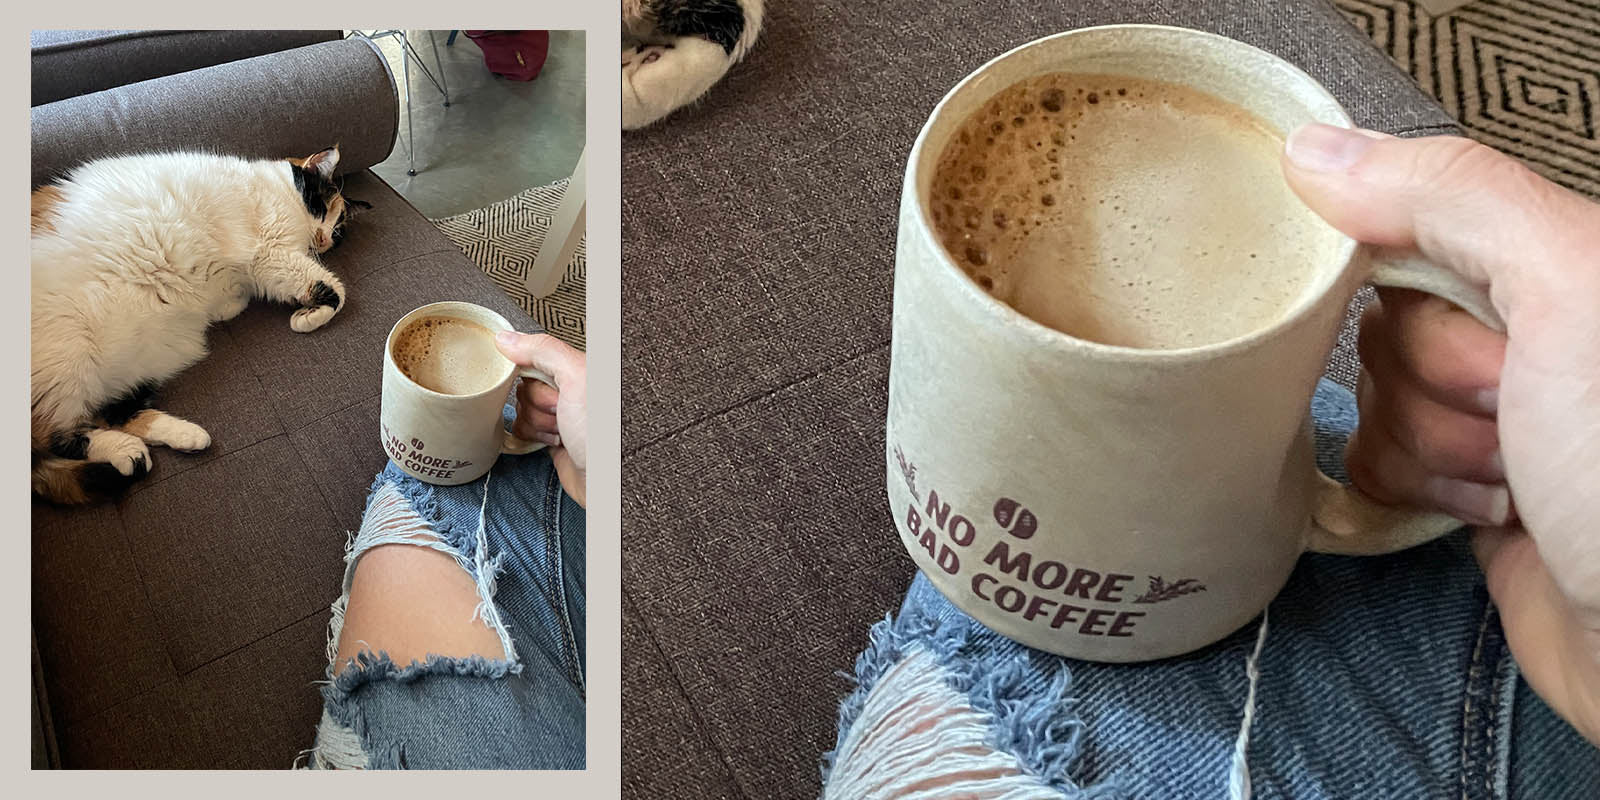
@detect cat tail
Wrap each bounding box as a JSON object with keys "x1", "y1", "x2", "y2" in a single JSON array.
[{"x1": 31, "y1": 452, "x2": 138, "y2": 505}]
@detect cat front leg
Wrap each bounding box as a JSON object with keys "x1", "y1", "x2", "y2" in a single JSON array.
[
  {"x1": 121, "y1": 409, "x2": 212, "y2": 452},
  {"x1": 84, "y1": 428, "x2": 152, "y2": 477},
  {"x1": 253, "y1": 252, "x2": 347, "y2": 333}
]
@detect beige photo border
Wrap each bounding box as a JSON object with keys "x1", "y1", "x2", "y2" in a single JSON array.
[{"x1": 10, "y1": 4, "x2": 621, "y2": 792}]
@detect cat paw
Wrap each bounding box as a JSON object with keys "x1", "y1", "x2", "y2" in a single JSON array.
[
  {"x1": 155, "y1": 419, "x2": 211, "y2": 452},
  {"x1": 291, "y1": 278, "x2": 344, "y2": 332},
  {"x1": 622, "y1": 37, "x2": 729, "y2": 130},
  {"x1": 295, "y1": 278, "x2": 345, "y2": 310},
  {"x1": 99, "y1": 438, "x2": 151, "y2": 476},
  {"x1": 212, "y1": 292, "x2": 251, "y2": 322},
  {"x1": 291, "y1": 304, "x2": 338, "y2": 333},
  {"x1": 621, "y1": 42, "x2": 670, "y2": 69}
]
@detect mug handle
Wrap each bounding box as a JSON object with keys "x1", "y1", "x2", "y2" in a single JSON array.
[
  {"x1": 1305, "y1": 246, "x2": 1506, "y2": 555},
  {"x1": 501, "y1": 366, "x2": 558, "y2": 456}
]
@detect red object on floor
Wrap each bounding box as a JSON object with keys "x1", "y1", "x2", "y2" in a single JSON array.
[{"x1": 465, "y1": 30, "x2": 550, "y2": 81}]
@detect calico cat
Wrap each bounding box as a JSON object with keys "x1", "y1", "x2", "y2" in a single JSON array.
[
  {"x1": 31, "y1": 146, "x2": 365, "y2": 504},
  {"x1": 622, "y1": 0, "x2": 766, "y2": 129}
]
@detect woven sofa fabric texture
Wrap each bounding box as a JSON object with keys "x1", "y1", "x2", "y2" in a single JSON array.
[
  {"x1": 31, "y1": 178, "x2": 541, "y2": 770},
  {"x1": 30, "y1": 29, "x2": 343, "y2": 106},
  {"x1": 619, "y1": 1, "x2": 1460, "y2": 798},
  {"x1": 31, "y1": 37, "x2": 399, "y2": 189},
  {"x1": 31, "y1": 34, "x2": 540, "y2": 768}
]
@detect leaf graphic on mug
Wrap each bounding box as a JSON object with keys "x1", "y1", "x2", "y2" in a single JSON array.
[
  {"x1": 893, "y1": 444, "x2": 920, "y2": 501},
  {"x1": 993, "y1": 498, "x2": 1037, "y2": 539},
  {"x1": 411, "y1": 438, "x2": 424, "y2": 451},
  {"x1": 1132, "y1": 576, "x2": 1207, "y2": 604},
  {"x1": 453, "y1": 459, "x2": 473, "y2": 469}
]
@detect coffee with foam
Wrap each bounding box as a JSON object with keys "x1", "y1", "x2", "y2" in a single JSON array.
[
  {"x1": 929, "y1": 72, "x2": 1340, "y2": 349},
  {"x1": 392, "y1": 316, "x2": 507, "y2": 395}
]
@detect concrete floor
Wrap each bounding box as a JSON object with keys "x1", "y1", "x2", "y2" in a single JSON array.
[{"x1": 360, "y1": 30, "x2": 586, "y2": 219}]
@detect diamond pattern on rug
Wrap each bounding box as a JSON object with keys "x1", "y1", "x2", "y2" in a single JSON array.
[
  {"x1": 431, "y1": 179, "x2": 587, "y2": 350},
  {"x1": 1335, "y1": 0, "x2": 1600, "y2": 199}
]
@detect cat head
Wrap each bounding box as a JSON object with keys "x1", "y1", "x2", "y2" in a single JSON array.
[{"x1": 287, "y1": 146, "x2": 371, "y2": 254}]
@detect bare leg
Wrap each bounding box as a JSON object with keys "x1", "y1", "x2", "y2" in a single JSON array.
[{"x1": 331, "y1": 485, "x2": 505, "y2": 675}]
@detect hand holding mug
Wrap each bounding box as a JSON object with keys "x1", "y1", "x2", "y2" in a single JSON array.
[
  {"x1": 496, "y1": 331, "x2": 588, "y2": 508},
  {"x1": 1284, "y1": 126, "x2": 1600, "y2": 746}
]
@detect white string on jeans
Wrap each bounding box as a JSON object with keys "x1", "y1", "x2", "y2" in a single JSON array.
[
  {"x1": 1228, "y1": 607, "x2": 1269, "y2": 800},
  {"x1": 470, "y1": 469, "x2": 518, "y2": 663}
]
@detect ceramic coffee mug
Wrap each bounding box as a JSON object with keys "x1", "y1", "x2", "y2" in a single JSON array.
[
  {"x1": 886, "y1": 24, "x2": 1504, "y2": 662},
  {"x1": 380, "y1": 301, "x2": 553, "y2": 486}
]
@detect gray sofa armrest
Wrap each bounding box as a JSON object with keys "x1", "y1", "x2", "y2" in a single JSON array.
[
  {"x1": 31, "y1": 30, "x2": 343, "y2": 106},
  {"x1": 31, "y1": 37, "x2": 398, "y2": 188}
]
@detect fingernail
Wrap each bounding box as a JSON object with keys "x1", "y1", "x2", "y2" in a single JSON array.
[
  {"x1": 1424, "y1": 476, "x2": 1511, "y2": 526},
  {"x1": 495, "y1": 330, "x2": 518, "y2": 348},
  {"x1": 1475, "y1": 388, "x2": 1499, "y2": 414},
  {"x1": 1286, "y1": 123, "x2": 1377, "y2": 172}
]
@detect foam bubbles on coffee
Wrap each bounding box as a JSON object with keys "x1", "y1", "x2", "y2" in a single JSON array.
[
  {"x1": 393, "y1": 316, "x2": 507, "y2": 395},
  {"x1": 930, "y1": 73, "x2": 1340, "y2": 349}
]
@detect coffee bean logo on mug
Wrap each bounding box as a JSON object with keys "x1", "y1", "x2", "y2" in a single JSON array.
[
  {"x1": 381, "y1": 300, "x2": 554, "y2": 486},
  {"x1": 887, "y1": 25, "x2": 1506, "y2": 662}
]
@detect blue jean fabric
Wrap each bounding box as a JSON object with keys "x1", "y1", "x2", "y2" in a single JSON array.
[
  {"x1": 826, "y1": 379, "x2": 1599, "y2": 797},
  {"x1": 308, "y1": 410, "x2": 585, "y2": 770}
]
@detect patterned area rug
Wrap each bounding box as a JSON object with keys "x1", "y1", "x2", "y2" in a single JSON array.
[
  {"x1": 431, "y1": 179, "x2": 587, "y2": 350},
  {"x1": 1334, "y1": 0, "x2": 1600, "y2": 198}
]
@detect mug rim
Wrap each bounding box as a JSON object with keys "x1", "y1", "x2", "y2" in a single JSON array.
[
  {"x1": 383, "y1": 300, "x2": 521, "y2": 401},
  {"x1": 905, "y1": 23, "x2": 1361, "y2": 363}
]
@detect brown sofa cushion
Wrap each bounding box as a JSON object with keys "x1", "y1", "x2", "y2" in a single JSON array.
[
  {"x1": 31, "y1": 171, "x2": 540, "y2": 768},
  {"x1": 620, "y1": 1, "x2": 1459, "y2": 797}
]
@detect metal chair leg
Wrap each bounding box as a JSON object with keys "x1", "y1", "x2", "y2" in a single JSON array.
[
  {"x1": 401, "y1": 35, "x2": 415, "y2": 176},
  {"x1": 400, "y1": 31, "x2": 450, "y2": 107},
  {"x1": 347, "y1": 30, "x2": 450, "y2": 176},
  {"x1": 429, "y1": 31, "x2": 450, "y2": 106}
]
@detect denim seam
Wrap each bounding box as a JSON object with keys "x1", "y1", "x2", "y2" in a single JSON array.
[
  {"x1": 1459, "y1": 597, "x2": 1509, "y2": 800},
  {"x1": 821, "y1": 601, "x2": 1123, "y2": 798},
  {"x1": 1489, "y1": 632, "x2": 1520, "y2": 800},
  {"x1": 545, "y1": 465, "x2": 586, "y2": 697}
]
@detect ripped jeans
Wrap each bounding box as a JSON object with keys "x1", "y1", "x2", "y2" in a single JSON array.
[
  {"x1": 823, "y1": 380, "x2": 1599, "y2": 798},
  {"x1": 302, "y1": 437, "x2": 585, "y2": 770}
]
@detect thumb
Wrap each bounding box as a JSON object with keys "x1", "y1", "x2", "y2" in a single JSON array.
[
  {"x1": 495, "y1": 331, "x2": 578, "y2": 384},
  {"x1": 1281, "y1": 124, "x2": 1597, "y2": 306}
]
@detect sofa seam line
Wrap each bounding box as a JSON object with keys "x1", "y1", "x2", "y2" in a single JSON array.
[
  {"x1": 346, "y1": 247, "x2": 464, "y2": 286},
  {"x1": 53, "y1": 605, "x2": 329, "y2": 736},
  {"x1": 623, "y1": 585, "x2": 750, "y2": 800},
  {"x1": 623, "y1": 339, "x2": 890, "y2": 460}
]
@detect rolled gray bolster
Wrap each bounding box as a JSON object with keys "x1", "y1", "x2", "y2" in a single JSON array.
[
  {"x1": 30, "y1": 29, "x2": 343, "y2": 106},
  {"x1": 31, "y1": 37, "x2": 399, "y2": 188}
]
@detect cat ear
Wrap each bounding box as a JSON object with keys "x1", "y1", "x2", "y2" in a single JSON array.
[{"x1": 300, "y1": 146, "x2": 341, "y2": 180}]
